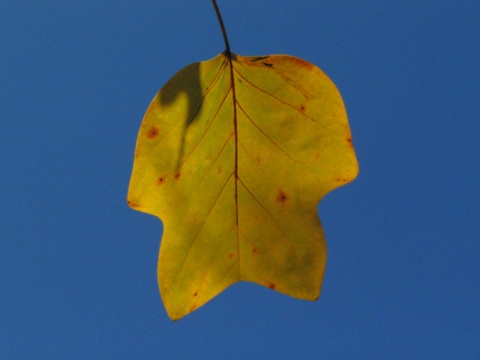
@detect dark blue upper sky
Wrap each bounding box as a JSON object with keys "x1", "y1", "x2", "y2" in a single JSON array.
[{"x1": 2, "y1": 1, "x2": 479, "y2": 358}]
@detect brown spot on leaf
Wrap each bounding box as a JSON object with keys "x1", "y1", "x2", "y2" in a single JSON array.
[
  {"x1": 147, "y1": 126, "x2": 159, "y2": 139},
  {"x1": 336, "y1": 177, "x2": 347, "y2": 183},
  {"x1": 251, "y1": 247, "x2": 257, "y2": 255},
  {"x1": 346, "y1": 137, "x2": 353, "y2": 147},
  {"x1": 157, "y1": 176, "x2": 166, "y2": 185},
  {"x1": 300, "y1": 104, "x2": 306, "y2": 112},
  {"x1": 193, "y1": 292, "x2": 198, "y2": 297},
  {"x1": 228, "y1": 253, "x2": 234, "y2": 259},
  {"x1": 127, "y1": 200, "x2": 140, "y2": 208},
  {"x1": 268, "y1": 283, "x2": 277, "y2": 290},
  {"x1": 217, "y1": 166, "x2": 222, "y2": 174},
  {"x1": 276, "y1": 190, "x2": 288, "y2": 204},
  {"x1": 174, "y1": 171, "x2": 181, "y2": 180}
]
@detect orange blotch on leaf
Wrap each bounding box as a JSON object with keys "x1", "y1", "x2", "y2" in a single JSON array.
[
  {"x1": 276, "y1": 190, "x2": 288, "y2": 204},
  {"x1": 147, "y1": 126, "x2": 159, "y2": 139},
  {"x1": 289, "y1": 57, "x2": 314, "y2": 70},
  {"x1": 127, "y1": 200, "x2": 140, "y2": 208}
]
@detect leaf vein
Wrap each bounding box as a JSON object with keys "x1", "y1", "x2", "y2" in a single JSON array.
[
  {"x1": 174, "y1": 172, "x2": 235, "y2": 288},
  {"x1": 237, "y1": 178, "x2": 288, "y2": 239},
  {"x1": 236, "y1": 101, "x2": 297, "y2": 162},
  {"x1": 179, "y1": 84, "x2": 231, "y2": 169},
  {"x1": 232, "y1": 64, "x2": 317, "y2": 123},
  {"x1": 197, "y1": 132, "x2": 234, "y2": 188}
]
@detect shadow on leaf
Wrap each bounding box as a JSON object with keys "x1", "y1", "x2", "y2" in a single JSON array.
[{"x1": 158, "y1": 62, "x2": 203, "y2": 172}]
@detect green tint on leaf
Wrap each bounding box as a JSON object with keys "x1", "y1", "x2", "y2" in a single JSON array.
[{"x1": 127, "y1": 52, "x2": 358, "y2": 320}]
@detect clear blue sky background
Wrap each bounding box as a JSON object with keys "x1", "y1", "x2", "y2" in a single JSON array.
[{"x1": 2, "y1": 1, "x2": 479, "y2": 358}]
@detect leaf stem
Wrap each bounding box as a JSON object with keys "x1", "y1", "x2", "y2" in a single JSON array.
[{"x1": 211, "y1": 0, "x2": 231, "y2": 55}]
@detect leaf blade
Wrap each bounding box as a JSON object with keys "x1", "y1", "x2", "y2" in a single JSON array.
[{"x1": 128, "y1": 52, "x2": 358, "y2": 320}]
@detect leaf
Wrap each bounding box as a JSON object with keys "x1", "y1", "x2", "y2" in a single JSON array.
[{"x1": 127, "y1": 52, "x2": 358, "y2": 320}]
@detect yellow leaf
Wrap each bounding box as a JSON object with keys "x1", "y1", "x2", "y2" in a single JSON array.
[{"x1": 127, "y1": 52, "x2": 358, "y2": 320}]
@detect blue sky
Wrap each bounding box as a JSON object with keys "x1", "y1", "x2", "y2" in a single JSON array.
[{"x1": 2, "y1": 1, "x2": 479, "y2": 358}]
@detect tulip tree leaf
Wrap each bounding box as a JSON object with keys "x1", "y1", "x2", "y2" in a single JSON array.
[{"x1": 127, "y1": 52, "x2": 358, "y2": 320}]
